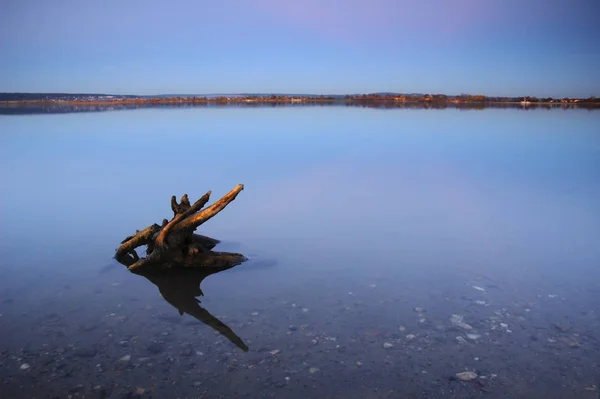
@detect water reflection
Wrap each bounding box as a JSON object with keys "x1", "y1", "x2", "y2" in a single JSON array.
[
  {"x1": 1, "y1": 106, "x2": 599, "y2": 398},
  {"x1": 1, "y1": 101, "x2": 598, "y2": 115},
  {"x1": 135, "y1": 267, "x2": 249, "y2": 352}
]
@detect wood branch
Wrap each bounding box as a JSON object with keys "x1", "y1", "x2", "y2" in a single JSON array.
[
  {"x1": 129, "y1": 251, "x2": 245, "y2": 271},
  {"x1": 192, "y1": 234, "x2": 220, "y2": 250},
  {"x1": 155, "y1": 191, "x2": 211, "y2": 248},
  {"x1": 174, "y1": 184, "x2": 244, "y2": 232},
  {"x1": 179, "y1": 252, "x2": 247, "y2": 269},
  {"x1": 126, "y1": 257, "x2": 153, "y2": 271},
  {"x1": 171, "y1": 194, "x2": 191, "y2": 216},
  {"x1": 115, "y1": 224, "x2": 160, "y2": 259},
  {"x1": 170, "y1": 195, "x2": 178, "y2": 216}
]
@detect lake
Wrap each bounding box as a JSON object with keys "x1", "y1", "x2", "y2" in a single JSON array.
[{"x1": 1, "y1": 105, "x2": 599, "y2": 398}]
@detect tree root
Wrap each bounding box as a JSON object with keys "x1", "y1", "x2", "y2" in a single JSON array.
[{"x1": 115, "y1": 184, "x2": 246, "y2": 271}]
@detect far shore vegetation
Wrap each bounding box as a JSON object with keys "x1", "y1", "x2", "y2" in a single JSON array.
[{"x1": 1, "y1": 93, "x2": 599, "y2": 109}]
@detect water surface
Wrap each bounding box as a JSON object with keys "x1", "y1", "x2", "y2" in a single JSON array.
[{"x1": 1, "y1": 106, "x2": 599, "y2": 398}]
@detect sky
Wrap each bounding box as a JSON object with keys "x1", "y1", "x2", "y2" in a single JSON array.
[{"x1": 0, "y1": 0, "x2": 599, "y2": 97}]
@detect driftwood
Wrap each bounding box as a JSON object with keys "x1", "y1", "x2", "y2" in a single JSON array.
[{"x1": 115, "y1": 184, "x2": 247, "y2": 271}]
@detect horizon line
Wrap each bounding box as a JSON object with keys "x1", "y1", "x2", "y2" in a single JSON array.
[{"x1": 1, "y1": 91, "x2": 598, "y2": 99}]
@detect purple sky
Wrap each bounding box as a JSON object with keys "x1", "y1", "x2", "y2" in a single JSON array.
[{"x1": 1, "y1": 0, "x2": 598, "y2": 96}]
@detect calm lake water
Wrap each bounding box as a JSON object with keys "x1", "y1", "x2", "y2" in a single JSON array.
[{"x1": 1, "y1": 105, "x2": 599, "y2": 398}]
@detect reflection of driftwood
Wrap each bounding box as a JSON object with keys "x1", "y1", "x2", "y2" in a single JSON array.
[
  {"x1": 138, "y1": 266, "x2": 248, "y2": 352},
  {"x1": 115, "y1": 185, "x2": 247, "y2": 271}
]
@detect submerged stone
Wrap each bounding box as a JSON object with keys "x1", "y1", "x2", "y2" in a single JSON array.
[{"x1": 456, "y1": 371, "x2": 478, "y2": 381}]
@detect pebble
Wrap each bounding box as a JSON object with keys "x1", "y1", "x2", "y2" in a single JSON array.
[
  {"x1": 398, "y1": 326, "x2": 406, "y2": 332},
  {"x1": 466, "y1": 333, "x2": 481, "y2": 340},
  {"x1": 20, "y1": 363, "x2": 30, "y2": 370},
  {"x1": 473, "y1": 286, "x2": 485, "y2": 292},
  {"x1": 414, "y1": 307, "x2": 424, "y2": 313},
  {"x1": 456, "y1": 336, "x2": 468, "y2": 345},
  {"x1": 383, "y1": 342, "x2": 394, "y2": 349},
  {"x1": 119, "y1": 354, "x2": 131, "y2": 362},
  {"x1": 456, "y1": 371, "x2": 478, "y2": 381},
  {"x1": 561, "y1": 337, "x2": 580, "y2": 348},
  {"x1": 356, "y1": 361, "x2": 363, "y2": 366},
  {"x1": 406, "y1": 334, "x2": 416, "y2": 341},
  {"x1": 458, "y1": 323, "x2": 473, "y2": 330},
  {"x1": 450, "y1": 314, "x2": 473, "y2": 330},
  {"x1": 302, "y1": 308, "x2": 309, "y2": 312},
  {"x1": 500, "y1": 323, "x2": 508, "y2": 328},
  {"x1": 475, "y1": 300, "x2": 487, "y2": 305},
  {"x1": 251, "y1": 312, "x2": 259, "y2": 316},
  {"x1": 309, "y1": 367, "x2": 319, "y2": 374},
  {"x1": 270, "y1": 349, "x2": 281, "y2": 355}
]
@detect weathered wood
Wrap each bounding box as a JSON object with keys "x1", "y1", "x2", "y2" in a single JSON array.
[
  {"x1": 115, "y1": 224, "x2": 161, "y2": 259},
  {"x1": 114, "y1": 184, "x2": 245, "y2": 272},
  {"x1": 156, "y1": 191, "x2": 211, "y2": 248},
  {"x1": 174, "y1": 184, "x2": 244, "y2": 232},
  {"x1": 192, "y1": 234, "x2": 220, "y2": 250}
]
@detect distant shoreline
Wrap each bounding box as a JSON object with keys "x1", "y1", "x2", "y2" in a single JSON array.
[{"x1": 1, "y1": 94, "x2": 599, "y2": 108}]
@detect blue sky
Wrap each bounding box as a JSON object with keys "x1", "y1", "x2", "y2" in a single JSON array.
[{"x1": 1, "y1": 0, "x2": 599, "y2": 97}]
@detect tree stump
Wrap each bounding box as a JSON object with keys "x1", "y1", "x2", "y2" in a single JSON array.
[{"x1": 115, "y1": 184, "x2": 247, "y2": 271}]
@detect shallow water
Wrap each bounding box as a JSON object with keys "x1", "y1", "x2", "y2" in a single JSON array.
[{"x1": 1, "y1": 106, "x2": 600, "y2": 398}]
